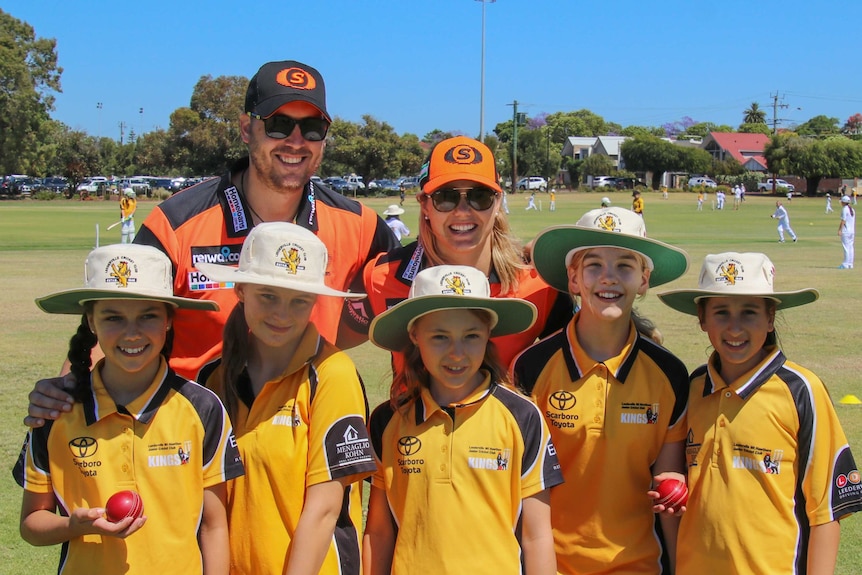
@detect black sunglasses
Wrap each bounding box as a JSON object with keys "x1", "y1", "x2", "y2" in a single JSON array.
[
  {"x1": 249, "y1": 113, "x2": 329, "y2": 142},
  {"x1": 429, "y1": 186, "x2": 499, "y2": 212}
]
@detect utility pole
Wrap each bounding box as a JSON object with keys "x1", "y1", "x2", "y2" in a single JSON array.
[
  {"x1": 475, "y1": 0, "x2": 496, "y2": 141},
  {"x1": 118, "y1": 121, "x2": 126, "y2": 145},
  {"x1": 508, "y1": 100, "x2": 520, "y2": 194},
  {"x1": 770, "y1": 92, "x2": 789, "y2": 194}
]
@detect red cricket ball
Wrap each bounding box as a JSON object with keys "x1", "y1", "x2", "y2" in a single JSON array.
[
  {"x1": 654, "y1": 478, "x2": 688, "y2": 510},
  {"x1": 105, "y1": 490, "x2": 144, "y2": 523}
]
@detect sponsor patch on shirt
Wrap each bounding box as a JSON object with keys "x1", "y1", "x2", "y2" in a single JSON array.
[
  {"x1": 188, "y1": 245, "x2": 242, "y2": 290},
  {"x1": 325, "y1": 416, "x2": 373, "y2": 470}
]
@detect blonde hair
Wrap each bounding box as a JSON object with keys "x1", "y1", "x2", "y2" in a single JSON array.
[{"x1": 417, "y1": 195, "x2": 527, "y2": 294}]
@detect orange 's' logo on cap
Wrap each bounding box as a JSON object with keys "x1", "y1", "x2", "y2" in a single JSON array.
[
  {"x1": 443, "y1": 144, "x2": 483, "y2": 165},
  {"x1": 276, "y1": 67, "x2": 316, "y2": 90}
]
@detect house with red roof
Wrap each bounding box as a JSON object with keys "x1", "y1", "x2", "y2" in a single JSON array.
[{"x1": 702, "y1": 132, "x2": 770, "y2": 171}]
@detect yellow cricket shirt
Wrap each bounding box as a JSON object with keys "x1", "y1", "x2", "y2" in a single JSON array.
[
  {"x1": 13, "y1": 358, "x2": 244, "y2": 575},
  {"x1": 368, "y1": 373, "x2": 564, "y2": 575},
  {"x1": 677, "y1": 348, "x2": 862, "y2": 575},
  {"x1": 202, "y1": 324, "x2": 375, "y2": 575},
  {"x1": 513, "y1": 316, "x2": 689, "y2": 575}
]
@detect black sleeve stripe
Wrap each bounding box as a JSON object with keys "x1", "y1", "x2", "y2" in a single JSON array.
[
  {"x1": 174, "y1": 376, "x2": 228, "y2": 468},
  {"x1": 368, "y1": 401, "x2": 396, "y2": 461},
  {"x1": 776, "y1": 365, "x2": 815, "y2": 484},
  {"x1": 637, "y1": 337, "x2": 690, "y2": 425},
  {"x1": 196, "y1": 357, "x2": 223, "y2": 389},
  {"x1": 512, "y1": 330, "x2": 567, "y2": 395},
  {"x1": 538, "y1": 291, "x2": 574, "y2": 339},
  {"x1": 492, "y1": 386, "x2": 544, "y2": 474}
]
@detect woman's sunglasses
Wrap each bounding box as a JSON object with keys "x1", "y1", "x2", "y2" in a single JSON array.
[
  {"x1": 249, "y1": 113, "x2": 329, "y2": 142},
  {"x1": 429, "y1": 186, "x2": 499, "y2": 212}
]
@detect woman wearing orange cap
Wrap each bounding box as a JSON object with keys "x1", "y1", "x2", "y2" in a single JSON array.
[{"x1": 338, "y1": 136, "x2": 572, "y2": 370}]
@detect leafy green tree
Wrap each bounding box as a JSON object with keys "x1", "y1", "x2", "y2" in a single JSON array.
[
  {"x1": 53, "y1": 129, "x2": 100, "y2": 190},
  {"x1": 620, "y1": 136, "x2": 681, "y2": 189},
  {"x1": 619, "y1": 125, "x2": 664, "y2": 138},
  {"x1": 738, "y1": 122, "x2": 772, "y2": 135},
  {"x1": 324, "y1": 115, "x2": 404, "y2": 185},
  {"x1": 422, "y1": 129, "x2": 454, "y2": 145},
  {"x1": 581, "y1": 153, "x2": 614, "y2": 177},
  {"x1": 765, "y1": 134, "x2": 862, "y2": 195},
  {"x1": 678, "y1": 147, "x2": 713, "y2": 175},
  {"x1": 743, "y1": 102, "x2": 767, "y2": 124},
  {"x1": 0, "y1": 9, "x2": 62, "y2": 175},
  {"x1": 795, "y1": 115, "x2": 840, "y2": 137}
]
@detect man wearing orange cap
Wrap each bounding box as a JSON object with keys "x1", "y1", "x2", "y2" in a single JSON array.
[{"x1": 26, "y1": 60, "x2": 399, "y2": 425}]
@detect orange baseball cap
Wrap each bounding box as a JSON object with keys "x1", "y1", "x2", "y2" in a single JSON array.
[{"x1": 418, "y1": 136, "x2": 501, "y2": 194}]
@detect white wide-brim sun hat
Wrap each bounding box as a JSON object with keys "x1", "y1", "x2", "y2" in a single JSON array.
[
  {"x1": 658, "y1": 252, "x2": 819, "y2": 316},
  {"x1": 369, "y1": 265, "x2": 537, "y2": 352},
  {"x1": 383, "y1": 204, "x2": 405, "y2": 216},
  {"x1": 195, "y1": 222, "x2": 366, "y2": 298},
  {"x1": 531, "y1": 206, "x2": 689, "y2": 292},
  {"x1": 36, "y1": 244, "x2": 219, "y2": 314}
]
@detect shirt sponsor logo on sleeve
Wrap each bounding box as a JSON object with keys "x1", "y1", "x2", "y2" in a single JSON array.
[
  {"x1": 325, "y1": 418, "x2": 373, "y2": 469},
  {"x1": 224, "y1": 186, "x2": 249, "y2": 232}
]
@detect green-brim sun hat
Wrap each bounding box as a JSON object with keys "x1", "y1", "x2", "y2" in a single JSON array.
[
  {"x1": 36, "y1": 244, "x2": 219, "y2": 314},
  {"x1": 532, "y1": 206, "x2": 689, "y2": 292},
  {"x1": 195, "y1": 222, "x2": 365, "y2": 298},
  {"x1": 658, "y1": 252, "x2": 819, "y2": 315},
  {"x1": 369, "y1": 265, "x2": 537, "y2": 352}
]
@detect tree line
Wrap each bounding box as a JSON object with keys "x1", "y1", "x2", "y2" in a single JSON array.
[{"x1": 3, "y1": 9, "x2": 862, "y2": 196}]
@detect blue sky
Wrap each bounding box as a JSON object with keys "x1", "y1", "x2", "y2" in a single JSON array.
[{"x1": 6, "y1": 0, "x2": 862, "y2": 140}]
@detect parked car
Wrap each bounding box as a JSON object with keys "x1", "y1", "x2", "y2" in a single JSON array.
[
  {"x1": 77, "y1": 177, "x2": 109, "y2": 194},
  {"x1": 40, "y1": 176, "x2": 69, "y2": 194},
  {"x1": 516, "y1": 176, "x2": 548, "y2": 191},
  {"x1": 757, "y1": 178, "x2": 795, "y2": 193},
  {"x1": 688, "y1": 176, "x2": 717, "y2": 188},
  {"x1": 2, "y1": 174, "x2": 34, "y2": 196},
  {"x1": 151, "y1": 178, "x2": 173, "y2": 191},
  {"x1": 323, "y1": 177, "x2": 354, "y2": 194},
  {"x1": 399, "y1": 176, "x2": 420, "y2": 191},
  {"x1": 613, "y1": 177, "x2": 646, "y2": 190},
  {"x1": 591, "y1": 176, "x2": 615, "y2": 188}
]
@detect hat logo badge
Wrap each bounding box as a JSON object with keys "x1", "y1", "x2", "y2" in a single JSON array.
[
  {"x1": 276, "y1": 67, "x2": 316, "y2": 90},
  {"x1": 276, "y1": 244, "x2": 305, "y2": 275},
  {"x1": 104, "y1": 257, "x2": 136, "y2": 288},
  {"x1": 443, "y1": 144, "x2": 483, "y2": 165},
  {"x1": 596, "y1": 213, "x2": 620, "y2": 232},
  {"x1": 441, "y1": 272, "x2": 471, "y2": 296},
  {"x1": 715, "y1": 259, "x2": 742, "y2": 286}
]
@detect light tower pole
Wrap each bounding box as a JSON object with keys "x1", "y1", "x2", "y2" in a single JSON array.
[
  {"x1": 96, "y1": 102, "x2": 103, "y2": 139},
  {"x1": 475, "y1": 0, "x2": 496, "y2": 142}
]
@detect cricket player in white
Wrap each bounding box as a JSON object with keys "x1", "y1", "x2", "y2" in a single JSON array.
[
  {"x1": 838, "y1": 195, "x2": 855, "y2": 269},
  {"x1": 771, "y1": 201, "x2": 797, "y2": 243}
]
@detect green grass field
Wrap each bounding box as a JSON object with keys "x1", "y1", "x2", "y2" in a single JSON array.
[{"x1": 1, "y1": 190, "x2": 859, "y2": 574}]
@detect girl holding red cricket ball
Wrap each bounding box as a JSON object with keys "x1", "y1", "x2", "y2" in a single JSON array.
[
  {"x1": 14, "y1": 244, "x2": 243, "y2": 575},
  {"x1": 659, "y1": 252, "x2": 862, "y2": 574}
]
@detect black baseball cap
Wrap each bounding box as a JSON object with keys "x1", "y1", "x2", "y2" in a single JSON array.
[{"x1": 244, "y1": 60, "x2": 331, "y2": 121}]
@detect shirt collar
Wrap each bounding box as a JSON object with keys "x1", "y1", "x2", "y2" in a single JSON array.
[
  {"x1": 702, "y1": 346, "x2": 786, "y2": 399},
  {"x1": 414, "y1": 370, "x2": 494, "y2": 424},
  {"x1": 87, "y1": 357, "x2": 171, "y2": 425},
  {"x1": 566, "y1": 312, "x2": 640, "y2": 383}
]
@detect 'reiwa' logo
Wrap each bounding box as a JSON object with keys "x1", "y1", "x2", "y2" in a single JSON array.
[
  {"x1": 443, "y1": 144, "x2": 483, "y2": 165},
  {"x1": 276, "y1": 67, "x2": 316, "y2": 90}
]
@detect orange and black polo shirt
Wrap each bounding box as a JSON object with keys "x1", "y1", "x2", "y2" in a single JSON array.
[{"x1": 135, "y1": 158, "x2": 398, "y2": 380}]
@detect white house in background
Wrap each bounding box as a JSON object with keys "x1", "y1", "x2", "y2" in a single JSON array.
[{"x1": 561, "y1": 136, "x2": 629, "y2": 168}]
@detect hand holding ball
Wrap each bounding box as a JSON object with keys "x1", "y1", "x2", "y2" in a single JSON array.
[
  {"x1": 654, "y1": 478, "x2": 688, "y2": 511},
  {"x1": 105, "y1": 490, "x2": 144, "y2": 523}
]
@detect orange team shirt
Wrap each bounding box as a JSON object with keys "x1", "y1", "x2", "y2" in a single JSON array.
[
  {"x1": 134, "y1": 158, "x2": 398, "y2": 380},
  {"x1": 342, "y1": 241, "x2": 573, "y2": 369}
]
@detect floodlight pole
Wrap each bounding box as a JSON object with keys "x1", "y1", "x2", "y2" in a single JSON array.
[{"x1": 475, "y1": 0, "x2": 496, "y2": 142}]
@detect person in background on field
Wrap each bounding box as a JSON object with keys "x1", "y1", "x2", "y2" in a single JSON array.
[
  {"x1": 526, "y1": 191, "x2": 539, "y2": 211},
  {"x1": 14, "y1": 244, "x2": 242, "y2": 575},
  {"x1": 661, "y1": 185, "x2": 668, "y2": 200},
  {"x1": 337, "y1": 136, "x2": 572, "y2": 371},
  {"x1": 631, "y1": 189, "x2": 644, "y2": 216},
  {"x1": 658, "y1": 252, "x2": 862, "y2": 574},
  {"x1": 697, "y1": 190, "x2": 704, "y2": 211},
  {"x1": 363, "y1": 265, "x2": 563, "y2": 575},
  {"x1": 195, "y1": 223, "x2": 375, "y2": 575},
  {"x1": 119, "y1": 188, "x2": 137, "y2": 244},
  {"x1": 740, "y1": 182, "x2": 746, "y2": 202},
  {"x1": 513, "y1": 206, "x2": 691, "y2": 574},
  {"x1": 771, "y1": 201, "x2": 798, "y2": 243},
  {"x1": 716, "y1": 189, "x2": 725, "y2": 210},
  {"x1": 549, "y1": 189, "x2": 557, "y2": 212},
  {"x1": 825, "y1": 192, "x2": 834, "y2": 214},
  {"x1": 502, "y1": 189, "x2": 510, "y2": 214},
  {"x1": 383, "y1": 204, "x2": 410, "y2": 242},
  {"x1": 838, "y1": 194, "x2": 855, "y2": 269},
  {"x1": 732, "y1": 184, "x2": 742, "y2": 210},
  {"x1": 399, "y1": 187, "x2": 405, "y2": 206},
  {"x1": 24, "y1": 59, "x2": 399, "y2": 428}
]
